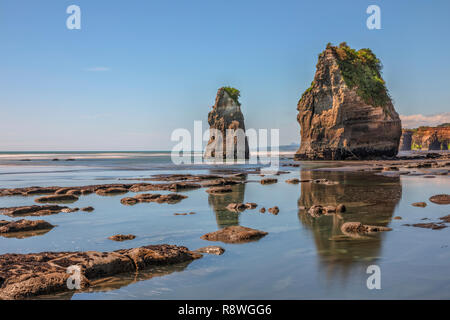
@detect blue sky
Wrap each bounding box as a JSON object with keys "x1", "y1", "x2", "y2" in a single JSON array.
[{"x1": 0, "y1": 0, "x2": 449, "y2": 151}]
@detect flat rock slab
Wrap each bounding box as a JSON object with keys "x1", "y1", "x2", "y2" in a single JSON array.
[
  {"x1": 412, "y1": 202, "x2": 427, "y2": 207},
  {"x1": 0, "y1": 205, "x2": 69, "y2": 217},
  {"x1": 260, "y1": 178, "x2": 278, "y2": 185},
  {"x1": 195, "y1": 246, "x2": 225, "y2": 255},
  {"x1": 96, "y1": 187, "x2": 129, "y2": 196},
  {"x1": 268, "y1": 206, "x2": 280, "y2": 215},
  {"x1": 0, "y1": 219, "x2": 54, "y2": 235},
  {"x1": 0, "y1": 244, "x2": 201, "y2": 300},
  {"x1": 429, "y1": 194, "x2": 450, "y2": 205},
  {"x1": 108, "y1": 234, "x2": 136, "y2": 241},
  {"x1": 201, "y1": 226, "x2": 268, "y2": 244},
  {"x1": 206, "y1": 186, "x2": 233, "y2": 194},
  {"x1": 35, "y1": 194, "x2": 79, "y2": 203},
  {"x1": 121, "y1": 193, "x2": 187, "y2": 205},
  {"x1": 404, "y1": 223, "x2": 447, "y2": 230}
]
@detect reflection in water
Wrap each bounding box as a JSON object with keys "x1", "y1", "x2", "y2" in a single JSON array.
[
  {"x1": 208, "y1": 183, "x2": 246, "y2": 228},
  {"x1": 297, "y1": 170, "x2": 402, "y2": 279}
]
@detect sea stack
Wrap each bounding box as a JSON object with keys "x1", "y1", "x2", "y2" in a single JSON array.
[
  {"x1": 295, "y1": 43, "x2": 402, "y2": 160},
  {"x1": 204, "y1": 87, "x2": 250, "y2": 159}
]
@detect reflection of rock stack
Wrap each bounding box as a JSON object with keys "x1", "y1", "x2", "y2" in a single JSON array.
[
  {"x1": 297, "y1": 170, "x2": 401, "y2": 278},
  {"x1": 208, "y1": 183, "x2": 246, "y2": 228},
  {"x1": 204, "y1": 87, "x2": 250, "y2": 160}
]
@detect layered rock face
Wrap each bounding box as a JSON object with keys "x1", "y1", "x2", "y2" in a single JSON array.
[
  {"x1": 401, "y1": 126, "x2": 450, "y2": 150},
  {"x1": 204, "y1": 87, "x2": 250, "y2": 159},
  {"x1": 295, "y1": 43, "x2": 402, "y2": 160}
]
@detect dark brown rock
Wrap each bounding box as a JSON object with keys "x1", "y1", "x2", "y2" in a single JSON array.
[
  {"x1": 195, "y1": 246, "x2": 225, "y2": 255},
  {"x1": 412, "y1": 202, "x2": 427, "y2": 207},
  {"x1": 174, "y1": 212, "x2": 195, "y2": 216},
  {"x1": 200, "y1": 226, "x2": 268, "y2": 244},
  {"x1": 341, "y1": 222, "x2": 392, "y2": 234},
  {"x1": 61, "y1": 208, "x2": 79, "y2": 213},
  {"x1": 245, "y1": 202, "x2": 257, "y2": 209},
  {"x1": 35, "y1": 194, "x2": 79, "y2": 203},
  {"x1": 0, "y1": 244, "x2": 201, "y2": 300},
  {"x1": 404, "y1": 223, "x2": 447, "y2": 230},
  {"x1": 285, "y1": 178, "x2": 300, "y2": 184},
  {"x1": 429, "y1": 194, "x2": 450, "y2": 205},
  {"x1": 81, "y1": 207, "x2": 94, "y2": 212},
  {"x1": 108, "y1": 234, "x2": 136, "y2": 241},
  {"x1": 120, "y1": 193, "x2": 187, "y2": 205},
  {"x1": 0, "y1": 219, "x2": 54, "y2": 235},
  {"x1": 0, "y1": 205, "x2": 69, "y2": 217},
  {"x1": 206, "y1": 186, "x2": 233, "y2": 194},
  {"x1": 260, "y1": 178, "x2": 278, "y2": 185},
  {"x1": 226, "y1": 203, "x2": 246, "y2": 212},
  {"x1": 268, "y1": 206, "x2": 279, "y2": 215}
]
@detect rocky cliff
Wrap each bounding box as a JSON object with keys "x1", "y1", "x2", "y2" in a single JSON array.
[
  {"x1": 295, "y1": 43, "x2": 402, "y2": 160},
  {"x1": 400, "y1": 125, "x2": 450, "y2": 150},
  {"x1": 204, "y1": 87, "x2": 250, "y2": 159}
]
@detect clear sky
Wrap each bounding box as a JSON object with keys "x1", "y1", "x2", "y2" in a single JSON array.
[{"x1": 0, "y1": 0, "x2": 449, "y2": 151}]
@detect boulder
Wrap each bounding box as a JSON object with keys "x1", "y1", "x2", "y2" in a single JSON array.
[
  {"x1": 260, "y1": 178, "x2": 278, "y2": 185},
  {"x1": 295, "y1": 43, "x2": 401, "y2": 160},
  {"x1": 226, "y1": 203, "x2": 247, "y2": 212},
  {"x1": 399, "y1": 130, "x2": 413, "y2": 150}
]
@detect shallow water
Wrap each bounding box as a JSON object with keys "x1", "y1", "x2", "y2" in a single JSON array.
[{"x1": 0, "y1": 152, "x2": 449, "y2": 299}]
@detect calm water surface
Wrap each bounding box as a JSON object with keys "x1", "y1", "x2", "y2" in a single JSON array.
[{"x1": 0, "y1": 152, "x2": 449, "y2": 299}]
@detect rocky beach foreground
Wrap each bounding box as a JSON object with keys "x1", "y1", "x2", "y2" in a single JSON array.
[{"x1": 0, "y1": 150, "x2": 449, "y2": 298}]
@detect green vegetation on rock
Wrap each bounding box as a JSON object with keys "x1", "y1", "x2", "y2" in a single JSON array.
[
  {"x1": 222, "y1": 87, "x2": 241, "y2": 105},
  {"x1": 333, "y1": 42, "x2": 390, "y2": 107}
]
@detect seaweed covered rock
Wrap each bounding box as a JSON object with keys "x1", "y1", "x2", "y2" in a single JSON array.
[
  {"x1": 204, "y1": 87, "x2": 250, "y2": 160},
  {"x1": 295, "y1": 43, "x2": 402, "y2": 160}
]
